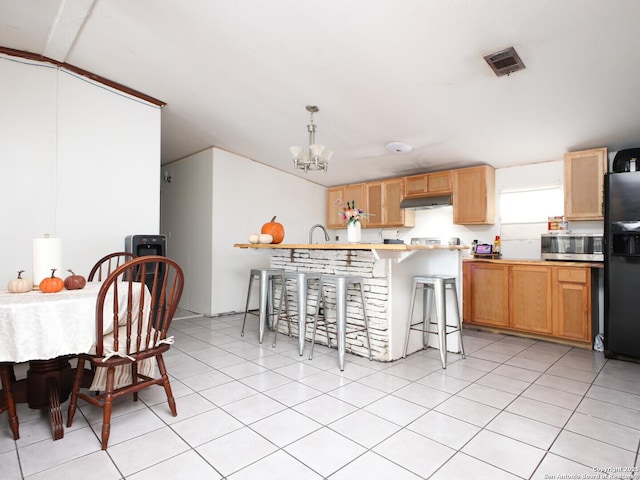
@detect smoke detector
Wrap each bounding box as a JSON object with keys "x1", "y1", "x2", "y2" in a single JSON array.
[
  {"x1": 484, "y1": 47, "x2": 526, "y2": 77},
  {"x1": 385, "y1": 141, "x2": 413, "y2": 153}
]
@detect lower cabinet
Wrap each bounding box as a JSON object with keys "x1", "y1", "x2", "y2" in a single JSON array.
[
  {"x1": 555, "y1": 267, "x2": 591, "y2": 341},
  {"x1": 510, "y1": 265, "x2": 553, "y2": 335},
  {"x1": 463, "y1": 261, "x2": 594, "y2": 344},
  {"x1": 463, "y1": 262, "x2": 509, "y2": 327}
]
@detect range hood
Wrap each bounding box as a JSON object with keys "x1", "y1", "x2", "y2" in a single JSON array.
[{"x1": 400, "y1": 194, "x2": 452, "y2": 210}]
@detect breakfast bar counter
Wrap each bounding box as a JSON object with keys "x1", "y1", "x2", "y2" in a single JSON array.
[{"x1": 234, "y1": 243, "x2": 468, "y2": 361}]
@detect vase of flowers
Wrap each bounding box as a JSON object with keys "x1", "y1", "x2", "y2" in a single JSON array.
[{"x1": 334, "y1": 199, "x2": 370, "y2": 243}]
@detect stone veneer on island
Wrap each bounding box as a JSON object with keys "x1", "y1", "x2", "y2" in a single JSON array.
[{"x1": 234, "y1": 243, "x2": 468, "y2": 362}]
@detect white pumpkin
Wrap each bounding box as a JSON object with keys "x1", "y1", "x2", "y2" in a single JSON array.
[
  {"x1": 259, "y1": 233, "x2": 273, "y2": 244},
  {"x1": 248, "y1": 233, "x2": 260, "y2": 244},
  {"x1": 8, "y1": 270, "x2": 33, "y2": 293}
]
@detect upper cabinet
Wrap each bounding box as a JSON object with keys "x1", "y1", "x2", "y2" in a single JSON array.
[
  {"x1": 452, "y1": 165, "x2": 495, "y2": 225},
  {"x1": 404, "y1": 171, "x2": 452, "y2": 197},
  {"x1": 326, "y1": 183, "x2": 366, "y2": 229},
  {"x1": 564, "y1": 147, "x2": 607, "y2": 220},
  {"x1": 327, "y1": 179, "x2": 415, "y2": 229},
  {"x1": 327, "y1": 165, "x2": 496, "y2": 228},
  {"x1": 366, "y1": 178, "x2": 415, "y2": 228}
]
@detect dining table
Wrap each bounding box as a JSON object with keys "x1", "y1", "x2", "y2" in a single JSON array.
[{"x1": 0, "y1": 281, "x2": 153, "y2": 440}]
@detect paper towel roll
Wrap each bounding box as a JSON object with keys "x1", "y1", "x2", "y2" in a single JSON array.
[{"x1": 32, "y1": 236, "x2": 63, "y2": 285}]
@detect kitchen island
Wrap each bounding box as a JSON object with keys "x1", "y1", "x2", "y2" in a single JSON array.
[{"x1": 234, "y1": 242, "x2": 468, "y2": 361}]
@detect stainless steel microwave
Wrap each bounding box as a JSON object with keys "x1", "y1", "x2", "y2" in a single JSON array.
[{"x1": 541, "y1": 233, "x2": 603, "y2": 262}]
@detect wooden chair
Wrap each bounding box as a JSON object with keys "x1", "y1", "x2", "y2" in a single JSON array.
[
  {"x1": 0, "y1": 363, "x2": 20, "y2": 440},
  {"x1": 66, "y1": 255, "x2": 184, "y2": 449},
  {"x1": 88, "y1": 252, "x2": 137, "y2": 281}
]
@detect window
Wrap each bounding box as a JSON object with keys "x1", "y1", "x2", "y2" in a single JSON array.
[{"x1": 500, "y1": 186, "x2": 563, "y2": 224}]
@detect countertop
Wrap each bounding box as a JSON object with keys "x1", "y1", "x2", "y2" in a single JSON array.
[
  {"x1": 464, "y1": 257, "x2": 604, "y2": 268},
  {"x1": 234, "y1": 243, "x2": 468, "y2": 251}
]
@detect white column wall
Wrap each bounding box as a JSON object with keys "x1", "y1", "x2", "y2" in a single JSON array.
[
  {"x1": 212, "y1": 149, "x2": 327, "y2": 315},
  {"x1": 160, "y1": 147, "x2": 327, "y2": 316},
  {"x1": 160, "y1": 149, "x2": 214, "y2": 315},
  {"x1": 0, "y1": 55, "x2": 161, "y2": 284}
]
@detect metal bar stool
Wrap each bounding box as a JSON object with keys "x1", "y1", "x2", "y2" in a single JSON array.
[
  {"x1": 403, "y1": 274, "x2": 465, "y2": 368},
  {"x1": 272, "y1": 271, "x2": 322, "y2": 355},
  {"x1": 241, "y1": 268, "x2": 285, "y2": 344},
  {"x1": 309, "y1": 274, "x2": 372, "y2": 371}
]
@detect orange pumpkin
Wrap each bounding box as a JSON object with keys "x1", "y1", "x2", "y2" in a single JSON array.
[
  {"x1": 261, "y1": 216, "x2": 284, "y2": 244},
  {"x1": 39, "y1": 269, "x2": 64, "y2": 293}
]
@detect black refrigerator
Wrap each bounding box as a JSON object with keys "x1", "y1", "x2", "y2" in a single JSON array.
[{"x1": 604, "y1": 171, "x2": 640, "y2": 361}]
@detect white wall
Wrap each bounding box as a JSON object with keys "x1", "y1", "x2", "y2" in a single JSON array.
[
  {"x1": 0, "y1": 54, "x2": 161, "y2": 284},
  {"x1": 160, "y1": 147, "x2": 326, "y2": 316},
  {"x1": 160, "y1": 149, "x2": 214, "y2": 314}
]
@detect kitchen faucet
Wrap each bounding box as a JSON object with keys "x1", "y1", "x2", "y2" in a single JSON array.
[{"x1": 309, "y1": 224, "x2": 330, "y2": 244}]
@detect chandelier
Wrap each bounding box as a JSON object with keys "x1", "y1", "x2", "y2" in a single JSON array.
[{"x1": 290, "y1": 105, "x2": 332, "y2": 172}]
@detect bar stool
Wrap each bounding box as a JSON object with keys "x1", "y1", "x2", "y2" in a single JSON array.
[
  {"x1": 241, "y1": 268, "x2": 285, "y2": 344},
  {"x1": 403, "y1": 274, "x2": 465, "y2": 368},
  {"x1": 272, "y1": 271, "x2": 322, "y2": 355},
  {"x1": 309, "y1": 274, "x2": 372, "y2": 371}
]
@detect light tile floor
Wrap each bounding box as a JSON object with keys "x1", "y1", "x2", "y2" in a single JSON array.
[{"x1": 1, "y1": 310, "x2": 639, "y2": 479}]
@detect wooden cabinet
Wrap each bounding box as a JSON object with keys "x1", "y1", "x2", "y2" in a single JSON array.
[
  {"x1": 366, "y1": 178, "x2": 415, "y2": 228},
  {"x1": 404, "y1": 171, "x2": 452, "y2": 197},
  {"x1": 326, "y1": 183, "x2": 365, "y2": 229},
  {"x1": 554, "y1": 267, "x2": 591, "y2": 342},
  {"x1": 452, "y1": 166, "x2": 495, "y2": 225},
  {"x1": 564, "y1": 147, "x2": 607, "y2": 220},
  {"x1": 328, "y1": 164, "x2": 494, "y2": 228},
  {"x1": 464, "y1": 260, "x2": 594, "y2": 345},
  {"x1": 328, "y1": 179, "x2": 414, "y2": 229},
  {"x1": 509, "y1": 265, "x2": 553, "y2": 334},
  {"x1": 463, "y1": 262, "x2": 509, "y2": 327}
]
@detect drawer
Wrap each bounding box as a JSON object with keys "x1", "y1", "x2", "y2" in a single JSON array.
[{"x1": 557, "y1": 267, "x2": 588, "y2": 283}]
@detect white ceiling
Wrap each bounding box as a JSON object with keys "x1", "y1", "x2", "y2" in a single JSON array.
[{"x1": 2, "y1": 0, "x2": 639, "y2": 187}]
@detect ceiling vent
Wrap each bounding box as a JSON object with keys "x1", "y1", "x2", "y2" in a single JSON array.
[{"x1": 484, "y1": 47, "x2": 526, "y2": 77}]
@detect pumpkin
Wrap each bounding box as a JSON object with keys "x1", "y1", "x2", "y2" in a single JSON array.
[
  {"x1": 8, "y1": 270, "x2": 33, "y2": 293},
  {"x1": 64, "y1": 269, "x2": 86, "y2": 290},
  {"x1": 248, "y1": 233, "x2": 260, "y2": 244},
  {"x1": 259, "y1": 233, "x2": 273, "y2": 244},
  {"x1": 261, "y1": 216, "x2": 284, "y2": 244},
  {"x1": 39, "y1": 269, "x2": 64, "y2": 293}
]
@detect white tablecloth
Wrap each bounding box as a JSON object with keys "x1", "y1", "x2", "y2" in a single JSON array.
[
  {"x1": 0, "y1": 282, "x2": 157, "y2": 390},
  {"x1": 0, "y1": 283, "x2": 102, "y2": 363}
]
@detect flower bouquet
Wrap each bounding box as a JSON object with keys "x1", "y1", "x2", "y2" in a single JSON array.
[{"x1": 334, "y1": 199, "x2": 371, "y2": 225}]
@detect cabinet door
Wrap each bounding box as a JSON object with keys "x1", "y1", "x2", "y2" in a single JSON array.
[
  {"x1": 564, "y1": 147, "x2": 607, "y2": 220},
  {"x1": 327, "y1": 187, "x2": 345, "y2": 228},
  {"x1": 404, "y1": 174, "x2": 428, "y2": 197},
  {"x1": 366, "y1": 179, "x2": 413, "y2": 228},
  {"x1": 452, "y1": 166, "x2": 495, "y2": 225},
  {"x1": 327, "y1": 184, "x2": 366, "y2": 229},
  {"x1": 554, "y1": 267, "x2": 591, "y2": 341},
  {"x1": 427, "y1": 171, "x2": 452, "y2": 193},
  {"x1": 462, "y1": 262, "x2": 472, "y2": 322},
  {"x1": 510, "y1": 265, "x2": 553, "y2": 334},
  {"x1": 383, "y1": 178, "x2": 412, "y2": 226},
  {"x1": 465, "y1": 263, "x2": 509, "y2": 327},
  {"x1": 365, "y1": 182, "x2": 384, "y2": 228},
  {"x1": 404, "y1": 171, "x2": 452, "y2": 197},
  {"x1": 343, "y1": 184, "x2": 366, "y2": 216}
]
